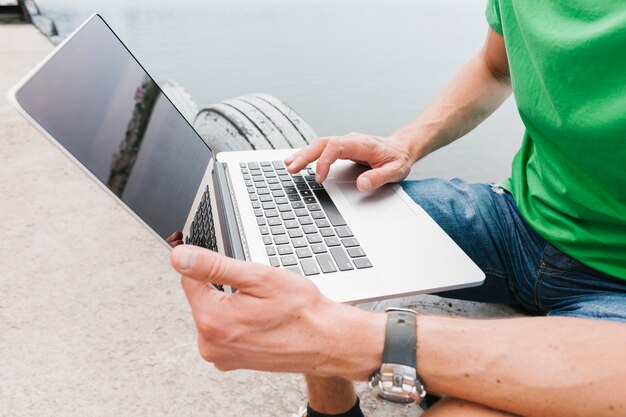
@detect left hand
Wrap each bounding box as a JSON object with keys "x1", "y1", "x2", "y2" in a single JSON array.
[{"x1": 170, "y1": 245, "x2": 385, "y2": 380}]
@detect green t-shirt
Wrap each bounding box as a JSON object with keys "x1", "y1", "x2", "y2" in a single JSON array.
[{"x1": 486, "y1": 1, "x2": 626, "y2": 279}]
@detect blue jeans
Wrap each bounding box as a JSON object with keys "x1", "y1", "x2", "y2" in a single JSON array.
[{"x1": 388, "y1": 178, "x2": 626, "y2": 322}]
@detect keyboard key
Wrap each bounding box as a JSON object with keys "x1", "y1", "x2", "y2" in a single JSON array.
[
  {"x1": 247, "y1": 162, "x2": 260, "y2": 169},
  {"x1": 254, "y1": 209, "x2": 263, "y2": 217},
  {"x1": 342, "y1": 238, "x2": 359, "y2": 247},
  {"x1": 274, "y1": 235, "x2": 289, "y2": 245},
  {"x1": 243, "y1": 174, "x2": 251, "y2": 180},
  {"x1": 300, "y1": 258, "x2": 320, "y2": 276},
  {"x1": 300, "y1": 190, "x2": 313, "y2": 197},
  {"x1": 303, "y1": 196, "x2": 317, "y2": 204},
  {"x1": 299, "y1": 216, "x2": 313, "y2": 225},
  {"x1": 311, "y1": 243, "x2": 327, "y2": 254},
  {"x1": 259, "y1": 195, "x2": 273, "y2": 202},
  {"x1": 308, "y1": 181, "x2": 324, "y2": 190},
  {"x1": 269, "y1": 256, "x2": 280, "y2": 267},
  {"x1": 311, "y1": 211, "x2": 325, "y2": 220},
  {"x1": 291, "y1": 237, "x2": 308, "y2": 248},
  {"x1": 307, "y1": 233, "x2": 323, "y2": 244},
  {"x1": 249, "y1": 194, "x2": 259, "y2": 201},
  {"x1": 267, "y1": 177, "x2": 279, "y2": 184},
  {"x1": 270, "y1": 226, "x2": 286, "y2": 235},
  {"x1": 251, "y1": 201, "x2": 261, "y2": 209},
  {"x1": 284, "y1": 187, "x2": 298, "y2": 194},
  {"x1": 279, "y1": 175, "x2": 291, "y2": 182},
  {"x1": 281, "y1": 211, "x2": 295, "y2": 220},
  {"x1": 262, "y1": 165, "x2": 273, "y2": 172},
  {"x1": 315, "y1": 254, "x2": 337, "y2": 273},
  {"x1": 269, "y1": 183, "x2": 282, "y2": 191},
  {"x1": 285, "y1": 266, "x2": 303, "y2": 275},
  {"x1": 292, "y1": 176, "x2": 306, "y2": 183},
  {"x1": 284, "y1": 220, "x2": 299, "y2": 229},
  {"x1": 329, "y1": 247, "x2": 354, "y2": 271},
  {"x1": 262, "y1": 235, "x2": 273, "y2": 245},
  {"x1": 353, "y1": 257, "x2": 373, "y2": 269},
  {"x1": 272, "y1": 190, "x2": 286, "y2": 198},
  {"x1": 315, "y1": 219, "x2": 331, "y2": 228},
  {"x1": 260, "y1": 161, "x2": 271, "y2": 167},
  {"x1": 257, "y1": 187, "x2": 270, "y2": 195},
  {"x1": 259, "y1": 226, "x2": 269, "y2": 235},
  {"x1": 262, "y1": 202, "x2": 275, "y2": 210},
  {"x1": 312, "y1": 189, "x2": 346, "y2": 226},
  {"x1": 304, "y1": 175, "x2": 316, "y2": 181},
  {"x1": 275, "y1": 197, "x2": 289, "y2": 205},
  {"x1": 307, "y1": 203, "x2": 321, "y2": 212},
  {"x1": 245, "y1": 180, "x2": 253, "y2": 187},
  {"x1": 247, "y1": 187, "x2": 256, "y2": 194},
  {"x1": 278, "y1": 245, "x2": 293, "y2": 255},
  {"x1": 347, "y1": 247, "x2": 366, "y2": 258},
  {"x1": 296, "y1": 183, "x2": 309, "y2": 191},
  {"x1": 257, "y1": 217, "x2": 267, "y2": 226},
  {"x1": 250, "y1": 169, "x2": 262, "y2": 176},
  {"x1": 302, "y1": 225, "x2": 317, "y2": 234},
  {"x1": 296, "y1": 247, "x2": 313, "y2": 258},
  {"x1": 280, "y1": 255, "x2": 298, "y2": 266},
  {"x1": 265, "y1": 209, "x2": 279, "y2": 217},
  {"x1": 288, "y1": 229, "x2": 304, "y2": 238},
  {"x1": 295, "y1": 208, "x2": 309, "y2": 217},
  {"x1": 291, "y1": 201, "x2": 305, "y2": 209},
  {"x1": 239, "y1": 162, "x2": 247, "y2": 168},
  {"x1": 288, "y1": 194, "x2": 302, "y2": 202},
  {"x1": 335, "y1": 226, "x2": 353, "y2": 238},
  {"x1": 266, "y1": 246, "x2": 276, "y2": 256},
  {"x1": 264, "y1": 172, "x2": 277, "y2": 178},
  {"x1": 278, "y1": 204, "x2": 292, "y2": 213},
  {"x1": 268, "y1": 218, "x2": 282, "y2": 226},
  {"x1": 307, "y1": 168, "x2": 315, "y2": 175},
  {"x1": 324, "y1": 237, "x2": 341, "y2": 247},
  {"x1": 320, "y1": 228, "x2": 335, "y2": 237},
  {"x1": 272, "y1": 160, "x2": 285, "y2": 169}
]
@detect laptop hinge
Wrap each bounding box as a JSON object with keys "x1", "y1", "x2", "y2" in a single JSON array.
[{"x1": 213, "y1": 162, "x2": 247, "y2": 261}]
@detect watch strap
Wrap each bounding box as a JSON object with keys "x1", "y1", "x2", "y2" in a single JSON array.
[{"x1": 382, "y1": 309, "x2": 417, "y2": 368}]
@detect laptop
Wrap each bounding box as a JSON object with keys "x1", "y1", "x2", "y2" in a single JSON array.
[{"x1": 8, "y1": 14, "x2": 484, "y2": 304}]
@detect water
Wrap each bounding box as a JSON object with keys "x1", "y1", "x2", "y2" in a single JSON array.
[{"x1": 35, "y1": 0, "x2": 524, "y2": 182}]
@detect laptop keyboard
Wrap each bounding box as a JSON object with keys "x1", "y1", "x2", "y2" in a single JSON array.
[
  {"x1": 242, "y1": 160, "x2": 373, "y2": 276},
  {"x1": 185, "y1": 185, "x2": 218, "y2": 251}
]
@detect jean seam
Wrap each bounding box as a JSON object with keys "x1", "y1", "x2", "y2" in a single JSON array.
[{"x1": 531, "y1": 243, "x2": 550, "y2": 311}]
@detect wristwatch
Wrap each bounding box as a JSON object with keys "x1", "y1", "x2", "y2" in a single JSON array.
[{"x1": 369, "y1": 308, "x2": 426, "y2": 404}]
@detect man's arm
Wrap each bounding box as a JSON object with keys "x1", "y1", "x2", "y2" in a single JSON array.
[
  {"x1": 171, "y1": 246, "x2": 626, "y2": 417},
  {"x1": 285, "y1": 28, "x2": 512, "y2": 190}
]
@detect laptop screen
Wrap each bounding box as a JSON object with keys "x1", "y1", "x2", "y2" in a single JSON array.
[{"x1": 14, "y1": 15, "x2": 212, "y2": 240}]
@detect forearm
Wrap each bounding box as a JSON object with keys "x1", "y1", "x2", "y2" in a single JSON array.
[
  {"x1": 417, "y1": 316, "x2": 626, "y2": 417},
  {"x1": 393, "y1": 49, "x2": 511, "y2": 162}
]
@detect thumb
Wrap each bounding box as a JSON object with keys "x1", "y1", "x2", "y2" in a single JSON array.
[
  {"x1": 356, "y1": 165, "x2": 398, "y2": 191},
  {"x1": 171, "y1": 245, "x2": 266, "y2": 290}
]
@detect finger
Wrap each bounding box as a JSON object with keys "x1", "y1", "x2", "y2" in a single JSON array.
[
  {"x1": 166, "y1": 230, "x2": 183, "y2": 242},
  {"x1": 171, "y1": 245, "x2": 268, "y2": 290},
  {"x1": 285, "y1": 138, "x2": 331, "y2": 173},
  {"x1": 356, "y1": 164, "x2": 401, "y2": 191},
  {"x1": 314, "y1": 140, "x2": 344, "y2": 182}
]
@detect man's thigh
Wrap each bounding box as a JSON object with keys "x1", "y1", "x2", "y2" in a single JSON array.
[{"x1": 397, "y1": 178, "x2": 546, "y2": 305}]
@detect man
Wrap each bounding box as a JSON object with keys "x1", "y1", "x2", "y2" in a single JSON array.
[{"x1": 172, "y1": 1, "x2": 626, "y2": 416}]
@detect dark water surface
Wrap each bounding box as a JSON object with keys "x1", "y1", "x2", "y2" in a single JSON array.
[{"x1": 36, "y1": 0, "x2": 524, "y2": 182}]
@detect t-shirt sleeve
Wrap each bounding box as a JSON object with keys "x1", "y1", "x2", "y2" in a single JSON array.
[{"x1": 485, "y1": 0, "x2": 503, "y2": 35}]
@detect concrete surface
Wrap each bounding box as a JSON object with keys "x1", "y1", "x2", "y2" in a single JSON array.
[{"x1": 0, "y1": 23, "x2": 520, "y2": 417}]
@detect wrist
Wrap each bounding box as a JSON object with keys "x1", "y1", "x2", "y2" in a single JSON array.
[
  {"x1": 314, "y1": 301, "x2": 386, "y2": 381},
  {"x1": 390, "y1": 122, "x2": 436, "y2": 164}
]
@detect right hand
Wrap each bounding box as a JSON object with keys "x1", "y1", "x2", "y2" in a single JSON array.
[{"x1": 284, "y1": 133, "x2": 416, "y2": 192}]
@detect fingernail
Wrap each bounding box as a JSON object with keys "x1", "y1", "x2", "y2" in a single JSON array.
[
  {"x1": 315, "y1": 174, "x2": 321, "y2": 183},
  {"x1": 175, "y1": 246, "x2": 196, "y2": 270},
  {"x1": 358, "y1": 177, "x2": 371, "y2": 191}
]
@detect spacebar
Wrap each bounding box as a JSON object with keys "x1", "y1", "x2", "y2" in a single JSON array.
[{"x1": 312, "y1": 189, "x2": 346, "y2": 226}]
